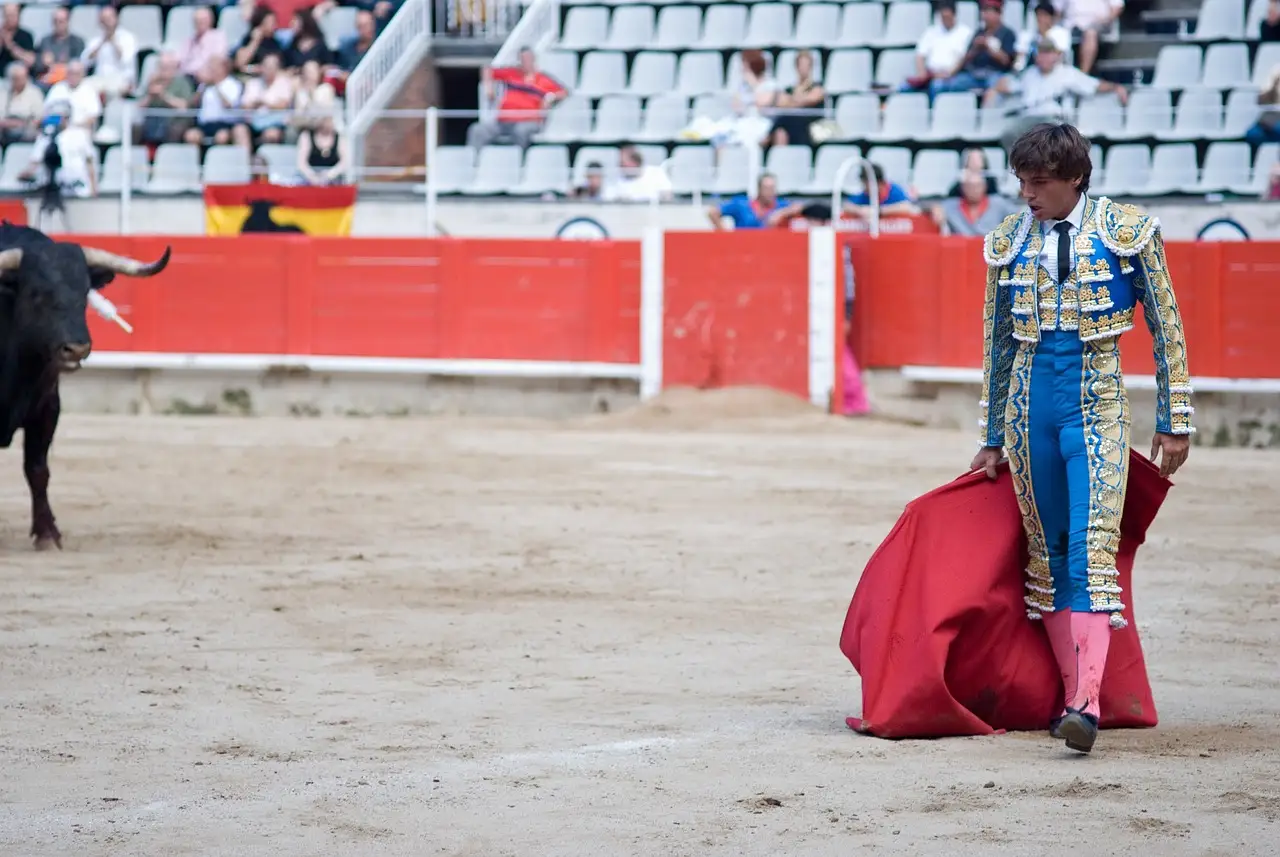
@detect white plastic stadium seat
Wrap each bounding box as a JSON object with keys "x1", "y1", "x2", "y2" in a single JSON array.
[
  {"x1": 1253, "y1": 43, "x2": 1280, "y2": 87},
  {"x1": 68, "y1": 6, "x2": 100, "y2": 43},
  {"x1": 712, "y1": 145, "x2": 753, "y2": 195},
  {"x1": 427, "y1": 146, "x2": 475, "y2": 195},
  {"x1": 535, "y1": 94, "x2": 592, "y2": 143},
  {"x1": 98, "y1": 145, "x2": 149, "y2": 193},
  {"x1": 147, "y1": 143, "x2": 202, "y2": 194},
  {"x1": 1151, "y1": 45, "x2": 1204, "y2": 90},
  {"x1": 824, "y1": 49, "x2": 873, "y2": 94},
  {"x1": 1115, "y1": 87, "x2": 1173, "y2": 140},
  {"x1": 255, "y1": 144, "x2": 299, "y2": 181},
  {"x1": 1195, "y1": 141, "x2": 1252, "y2": 192},
  {"x1": 1201, "y1": 43, "x2": 1251, "y2": 89},
  {"x1": 1097, "y1": 144, "x2": 1151, "y2": 196},
  {"x1": 218, "y1": 5, "x2": 249, "y2": 46},
  {"x1": 836, "y1": 3, "x2": 885, "y2": 47},
  {"x1": 1159, "y1": 87, "x2": 1223, "y2": 140},
  {"x1": 806, "y1": 144, "x2": 862, "y2": 194},
  {"x1": 0, "y1": 144, "x2": 34, "y2": 192},
  {"x1": 789, "y1": 3, "x2": 841, "y2": 49},
  {"x1": 510, "y1": 145, "x2": 571, "y2": 196},
  {"x1": 743, "y1": 3, "x2": 793, "y2": 47},
  {"x1": 589, "y1": 95, "x2": 642, "y2": 142},
  {"x1": 667, "y1": 145, "x2": 715, "y2": 195},
  {"x1": 834, "y1": 93, "x2": 880, "y2": 140},
  {"x1": 635, "y1": 93, "x2": 689, "y2": 142},
  {"x1": 120, "y1": 5, "x2": 163, "y2": 53},
  {"x1": 1191, "y1": 0, "x2": 1246, "y2": 41},
  {"x1": 691, "y1": 93, "x2": 734, "y2": 122},
  {"x1": 878, "y1": 1, "x2": 932, "y2": 48},
  {"x1": 538, "y1": 51, "x2": 579, "y2": 92},
  {"x1": 1237, "y1": 143, "x2": 1280, "y2": 194},
  {"x1": 203, "y1": 145, "x2": 252, "y2": 184},
  {"x1": 869, "y1": 92, "x2": 930, "y2": 143},
  {"x1": 575, "y1": 51, "x2": 627, "y2": 98},
  {"x1": 1075, "y1": 93, "x2": 1126, "y2": 140},
  {"x1": 462, "y1": 145, "x2": 523, "y2": 195},
  {"x1": 653, "y1": 5, "x2": 702, "y2": 51},
  {"x1": 1222, "y1": 87, "x2": 1262, "y2": 139},
  {"x1": 558, "y1": 6, "x2": 609, "y2": 51},
  {"x1": 765, "y1": 144, "x2": 813, "y2": 194},
  {"x1": 1140, "y1": 143, "x2": 1199, "y2": 195},
  {"x1": 676, "y1": 51, "x2": 725, "y2": 96},
  {"x1": 18, "y1": 6, "x2": 53, "y2": 43},
  {"x1": 697, "y1": 4, "x2": 748, "y2": 50},
  {"x1": 628, "y1": 51, "x2": 677, "y2": 97},
  {"x1": 874, "y1": 49, "x2": 917, "y2": 88},
  {"x1": 164, "y1": 5, "x2": 196, "y2": 47},
  {"x1": 922, "y1": 92, "x2": 978, "y2": 141},
  {"x1": 604, "y1": 4, "x2": 655, "y2": 50},
  {"x1": 320, "y1": 6, "x2": 357, "y2": 50}
]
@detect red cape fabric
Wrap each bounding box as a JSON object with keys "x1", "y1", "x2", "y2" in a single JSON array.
[{"x1": 839, "y1": 450, "x2": 1170, "y2": 739}]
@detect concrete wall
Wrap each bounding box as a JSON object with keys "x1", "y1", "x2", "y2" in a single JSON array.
[
  {"x1": 30, "y1": 197, "x2": 1278, "y2": 241},
  {"x1": 56, "y1": 366, "x2": 1280, "y2": 448}
]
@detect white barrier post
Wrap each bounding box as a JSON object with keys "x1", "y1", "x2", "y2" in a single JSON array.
[
  {"x1": 640, "y1": 226, "x2": 664, "y2": 400},
  {"x1": 807, "y1": 225, "x2": 836, "y2": 409},
  {"x1": 425, "y1": 105, "x2": 439, "y2": 237}
]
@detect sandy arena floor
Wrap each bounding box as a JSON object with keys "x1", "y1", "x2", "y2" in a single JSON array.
[{"x1": 1, "y1": 389, "x2": 1277, "y2": 857}]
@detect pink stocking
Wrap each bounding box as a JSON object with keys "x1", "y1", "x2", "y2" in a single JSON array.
[
  {"x1": 1069, "y1": 611, "x2": 1113, "y2": 719},
  {"x1": 841, "y1": 342, "x2": 870, "y2": 416},
  {"x1": 1041, "y1": 609, "x2": 1077, "y2": 717}
]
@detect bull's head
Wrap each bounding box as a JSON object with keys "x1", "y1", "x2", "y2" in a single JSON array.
[{"x1": 0, "y1": 243, "x2": 170, "y2": 373}]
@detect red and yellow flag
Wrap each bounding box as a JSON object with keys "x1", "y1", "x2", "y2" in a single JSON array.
[{"x1": 203, "y1": 183, "x2": 357, "y2": 236}]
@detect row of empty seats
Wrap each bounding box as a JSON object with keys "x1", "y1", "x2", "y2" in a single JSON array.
[
  {"x1": 0, "y1": 143, "x2": 301, "y2": 194},
  {"x1": 1183, "y1": 0, "x2": 1278, "y2": 41},
  {"x1": 554, "y1": 1, "x2": 1034, "y2": 52},
  {"x1": 428, "y1": 141, "x2": 1279, "y2": 198},
  {"x1": 1153, "y1": 42, "x2": 1280, "y2": 91},
  {"x1": 532, "y1": 88, "x2": 1267, "y2": 146},
  {"x1": 16, "y1": 4, "x2": 360, "y2": 57}
]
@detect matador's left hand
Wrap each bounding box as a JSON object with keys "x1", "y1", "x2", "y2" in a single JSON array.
[{"x1": 1150, "y1": 432, "x2": 1190, "y2": 479}]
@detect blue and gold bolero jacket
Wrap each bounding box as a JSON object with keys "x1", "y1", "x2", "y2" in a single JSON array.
[{"x1": 978, "y1": 196, "x2": 1195, "y2": 447}]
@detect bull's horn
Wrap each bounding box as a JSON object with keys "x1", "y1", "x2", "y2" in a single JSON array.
[
  {"x1": 0, "y1": 248, "x2": 23, "y2": 271},
  {"x1": 81, "y1": 245, "x2": 171, "y2": 277}
]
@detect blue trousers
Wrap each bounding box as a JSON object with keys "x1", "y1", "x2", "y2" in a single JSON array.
[{"x1": 1004, "y1": 331, "x2": 1132, "y2": 622}]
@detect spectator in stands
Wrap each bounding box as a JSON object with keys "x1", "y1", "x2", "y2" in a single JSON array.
[
  {"x1": 283, "y1": 8, "x2": 332, "y2": 69},
  {"x1": 184, "y1": 55, "x2": 242, "y2": 146},
  {"x1": 467, "y1": 47, "x2": 568, "y2": 150},
  {"x1": 1062, "y1": 0, "x2": 1123, "y2": 75},
  {"x1": 292, "y1": 58, "x2": 337, "y2": 130},
  {"x1": 139, "y1": 50, "x2": 195, "y2": 146},
  {"x1": 983, "y1": 39, "x2": 1127, "y2": 151},
  {"x1": 337, "y1": 9, "x2": 376, "y2": 72},
  {"x1": 179, "y1": 6, "x2": 230, "y2": 84},
  {"x1": 947, "y1": 148, "x2": 999, "y2": 195},
  {"x1": 0, "y1": 4, "x2": 34, "y2": 74},
  {"x1": 766, "y1": 49, "x2": 825, "y2": 148},
  {"x1": 725, "y1": 49, "x2": 778, "y2": 149},
  {"x1": 572, "y1": 161, "x2": 605, "y2": 200},
  {"x1": 933, "y1": 0, "x2": 1017, "y2": 95},
  {"x1": 20, "y1": 106, "x2": 96, "y2": 198},
  {"x1": 296, "y1": 114, "x2": 349, "y2": 185},
  {"x1": 33, "y1": 7, "x2": 84, "y2": 88},
  {"x1": 1015, "y1": 2, "x2": 1071, "y2": 71},
  {"x1": 1262, "y1": 0, "x2": 1280, "y2": 40},
  {"x1": 0, "y1": 62, "x2": 42, "y2": 143},
  {"x1": 708, "y1": 173, "x2": 803, "y2": 230},
  {"x1": 602, "y1": 145, "x2": 673, "y2": 203},
  {"x1": 842, "y1": 162, "x2": 920, "y2": 219},
  {"x1": 1245, "y1": 63, "x2": 1280, "y2": 146},
  {"x1": 901, "y1": 0, "x2": 973, "y2": 96},
  {"x1": 932, "y1": 169, "x2": 1020, "y2": 235},
  {"x1": 44, "y1": 59, "x2": 100, "y2": 132},
  {"x1": 234, "y1": 5, "x2": 283, "y2": 76},
  {"x1": 233, "y1": 52, "x2": 294, "y2": 147},
  {"x1": 82, "y1": 6, "x2": 137, "y2": 100}
]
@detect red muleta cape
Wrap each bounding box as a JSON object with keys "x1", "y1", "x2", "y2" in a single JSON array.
[{"x1": 839, "y1": 450, "x2": 1170, "y2": 738}]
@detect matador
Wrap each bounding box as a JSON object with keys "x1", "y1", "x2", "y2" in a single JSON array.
[{"x1": 970, "y1": 123, "x2": 1194, "y2": 755}]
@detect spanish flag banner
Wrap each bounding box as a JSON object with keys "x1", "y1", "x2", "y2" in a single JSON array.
[{"x1": 203, "y1": 183, "x2": 358, "y2": 236}]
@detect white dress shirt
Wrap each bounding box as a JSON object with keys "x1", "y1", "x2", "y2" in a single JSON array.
[{"x1": 1038, "y1": 192, "x2": 1087, "y2": 283}]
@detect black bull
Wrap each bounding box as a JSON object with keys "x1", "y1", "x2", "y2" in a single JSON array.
[{"x1": 0, "y1": 223, "x2": 170, "y2": 549}]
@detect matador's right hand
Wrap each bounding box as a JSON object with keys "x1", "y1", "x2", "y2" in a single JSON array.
[{"x1": 970, "y1": 446, "x2": 1004, "y2": 481}]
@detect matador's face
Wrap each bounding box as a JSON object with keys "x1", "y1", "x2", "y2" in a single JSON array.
[{"x1": 1017, "y1": 171, "x2": 1080, "y2": 222}]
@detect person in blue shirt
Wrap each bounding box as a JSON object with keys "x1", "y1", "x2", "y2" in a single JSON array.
[
  {"x1": 707, "y1": 173, "x2": 805, "y2": 230},
  {"x1": 842, "y1": 162, "x2": 921, "y2": 220}
]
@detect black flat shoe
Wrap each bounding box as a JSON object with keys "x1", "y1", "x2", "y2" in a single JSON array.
[{"x1": 1058, "y1": 707, "x2": 1100, "y2": 754}]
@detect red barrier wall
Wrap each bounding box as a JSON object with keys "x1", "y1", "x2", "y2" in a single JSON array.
[
  {"x1": 73, "y1": 236, "x2": 641, "y2": 365},
  {"x1": 57, "y1": 232, "x2": 1280, "y2": 387}
]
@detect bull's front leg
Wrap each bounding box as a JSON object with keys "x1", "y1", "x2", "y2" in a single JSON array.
[{"x1": 23, "y1": 386, "x2": 62, "y2": 550}]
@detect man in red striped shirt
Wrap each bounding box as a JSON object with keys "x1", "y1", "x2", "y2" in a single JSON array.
[{"x1": 466, "y1": 47, "x2": 568, "y2": 150}]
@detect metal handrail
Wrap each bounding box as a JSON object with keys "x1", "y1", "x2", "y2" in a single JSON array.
[
  {"x1": 345, "y1": 0, "x2": 432, "y2": 137},
  {"x1": 832, "y1": 157, "x2": 880, "y2": 239},
  {"x1": 492, "y1": 0, "x2": 561, "y2": 68}
]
